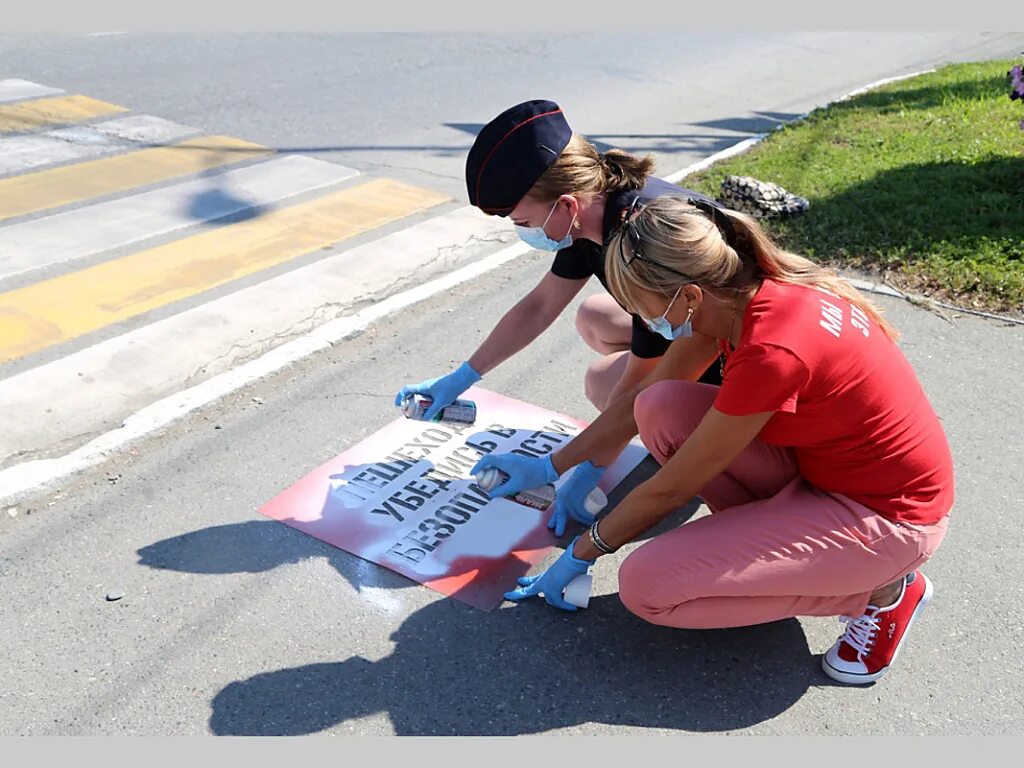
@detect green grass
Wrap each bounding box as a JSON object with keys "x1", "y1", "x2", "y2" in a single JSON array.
[{"x1": 685, "y1": 60, "x2": 1024, "y2": 314}]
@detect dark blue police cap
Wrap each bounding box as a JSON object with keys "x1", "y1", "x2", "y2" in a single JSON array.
[{"x1": 465, "y1": 99, "x2": 572, "y2": 217}]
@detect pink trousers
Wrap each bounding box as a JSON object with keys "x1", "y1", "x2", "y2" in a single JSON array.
[{"x1": 618, "y1": 381, "x2": 949, "y2": 629}]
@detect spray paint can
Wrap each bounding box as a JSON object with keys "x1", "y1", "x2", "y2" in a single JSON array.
[
  {"x1": 476, "y1": 468, "x2": 555, "y2": 509},
  {"x1": 475, "y1": 468, "x2": 607, "y2": 516},
  {"x1": 400, "y1": 394, "x2": 477, "y2": 425}
]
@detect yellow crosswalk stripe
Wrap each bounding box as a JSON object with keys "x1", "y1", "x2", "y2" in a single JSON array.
[
  {"x1": 0, "y1": 178, "x2": 449, "y2": 363},
  {"x1": 0, "y1": 94, "x2": 127, "y2": 134},
  {"x1": 0, "y1": 135, "x2": 271, "y2": 222}
]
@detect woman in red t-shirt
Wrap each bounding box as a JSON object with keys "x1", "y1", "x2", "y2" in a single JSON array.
[{"x1": 472, "y1": 196, "x2": 954, "y2": 686}]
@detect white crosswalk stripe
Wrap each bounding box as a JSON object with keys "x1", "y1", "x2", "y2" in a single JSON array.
[
  {"x1": 0, "y1": 79, "x2": 63, "y2": 104},
  {"x1": 0, "y1": 115, "x2": 200, "y2": 177}
]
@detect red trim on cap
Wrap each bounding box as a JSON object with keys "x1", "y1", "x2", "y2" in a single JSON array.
[{"x1": 474, "y1": 108, "x2": 563, "y2": 210}]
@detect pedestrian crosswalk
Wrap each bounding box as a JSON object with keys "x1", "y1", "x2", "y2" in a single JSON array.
[
  {"x1": 0, "y1": 134, "x2": 272, "y2": 222},
  {"x1": 0, "y1": 79, "x2": 451, "y2": 466},
  {"x1": 0, "y1": 155, "x2": 358, "y2": 281},
  {"x1": 0, "y1": 177, "x2": 452, "y2": 363}
]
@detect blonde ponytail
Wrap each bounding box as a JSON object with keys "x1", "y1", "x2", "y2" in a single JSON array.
[
  {"x1": 606, "y1": 197, "x2": 899, "y2": 341},
  {"x1": 721, "y1": 208, "x2": 899, "y2": 341}
]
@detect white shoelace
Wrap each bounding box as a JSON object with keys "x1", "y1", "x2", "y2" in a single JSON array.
[{"x1": 838, "y1": 611, "x2": 880, "y2": 657}]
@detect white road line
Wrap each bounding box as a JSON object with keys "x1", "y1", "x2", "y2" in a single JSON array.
[
  {"x1": 841, "y1": 71, "x2": 936, "y2": 100},
  {"x1": 0, "y1": 237, "x2": 530, "y2": 502},
  {"x1": 0, "y1": 205, "x2": 515, "y2": 474},
  {"x1": 665, "y1": 136, "x2": 768, "y2": 185},
  {"x1": 0, "y1": 155, "x2": 360, "y2": 281},
  {"x1": 0, "y1": 79, "x2": 64, "y2": 104},
  {"x1": 0, "y1": 115, "x2": 201, "y2": 177}
]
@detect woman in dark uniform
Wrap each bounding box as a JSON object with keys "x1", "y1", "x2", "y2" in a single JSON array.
[{"x1": 396, "y1": 99, "x2": 724, "y2": 536}]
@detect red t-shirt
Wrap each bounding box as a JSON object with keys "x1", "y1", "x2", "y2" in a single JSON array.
[{"x1": 714, "y1": 279, "x2": 954, "y2": 524}]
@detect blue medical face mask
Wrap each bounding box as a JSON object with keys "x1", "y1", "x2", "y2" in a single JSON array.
[
  {"x1": 515, "y1": 200, "x2": 576, "y2": 251},
  {"x1": 643, "y1": 286, "x2": 694, "y2": 341}
]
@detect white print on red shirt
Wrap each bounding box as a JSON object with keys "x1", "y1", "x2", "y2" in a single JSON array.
[
  {"x1": 851, "y1": 305, "x2": 870, "y2": 338},
  {"x1": 819, "y1": 298, "x2": 871, "y2": 339}
]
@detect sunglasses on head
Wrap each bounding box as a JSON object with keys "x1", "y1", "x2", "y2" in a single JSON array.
[
  {"x1": 617, "y1": 195, "x2": 736, "y2": 275},
  {"x1": 617, "y1": 197, "x2": 690, "y2": 278}
]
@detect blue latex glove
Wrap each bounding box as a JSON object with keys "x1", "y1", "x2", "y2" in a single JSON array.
[
  {"x1": 395, "y1": 361, "x2": 481, "y2": 421},
  {"x1": 504, "y1": 537, "x2": 595, "y2": 611},
  {"x1": 470, "y1": 452, "x2": 558, "y2": 498},
  {"x1": 549, "y1": 461, "x2": 605, "y2": 537}
]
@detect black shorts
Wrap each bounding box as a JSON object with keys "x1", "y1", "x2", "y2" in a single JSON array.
[{"x1": 697, "y1": 356, "x2": 724, "y2": 387}]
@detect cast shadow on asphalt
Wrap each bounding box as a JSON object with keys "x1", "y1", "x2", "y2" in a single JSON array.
[
  {"x1": 445, "y1": 111, "x2": 803, "y2": 150},
  {"x1": 206, "y1": 597, "x2": 817, "y2": 736},
  {"x1": 136, "y1": 458, "x2": 827, "y2": 735},
  {"x1": 689, "y1": 112, "x2": 804, "y2": 134},
  {"x1": 184, "y1": 157, "x2": 270, "y2": 225},
  {"x1": 79, "y1": 141, "x2": 274, "y2": 227},
  {"x1": 186, "y1": 186, "x2": 268, "y2": 226}
]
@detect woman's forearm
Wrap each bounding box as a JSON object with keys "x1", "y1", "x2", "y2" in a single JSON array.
[
  {"x1": 468, "y1": 295, "x2": 560, "y2": 375},
  {"x1": 551, "y1": 382, "x2": 645, "y2": 474},
  {"x1": 572, "y1": 407, "x2": 775, "y2": 561}
]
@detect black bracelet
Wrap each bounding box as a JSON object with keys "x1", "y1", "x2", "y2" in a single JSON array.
[{"x1": 589, "y1": 520, "x2": 617, "y2": 555}]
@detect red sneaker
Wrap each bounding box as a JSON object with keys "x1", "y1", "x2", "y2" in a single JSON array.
[{"x1": 822, "y1": 571, "x2": 933, "y2": 685}]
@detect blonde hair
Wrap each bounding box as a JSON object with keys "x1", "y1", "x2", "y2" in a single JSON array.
[
  {"x1": 605, "y1": 196, "x2": 899, "y2": 341},
  {"x1": 527, "y1": 133, "x2": 655, "y2": 203}
]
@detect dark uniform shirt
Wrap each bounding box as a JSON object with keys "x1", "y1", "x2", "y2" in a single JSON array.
[{"x1": 549, "y1": 176, "x2": 723, "y2": 384}]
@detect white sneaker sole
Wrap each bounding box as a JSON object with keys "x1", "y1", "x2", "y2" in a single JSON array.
[{"x1": 821, "y1": 573, "x2": 934, "y2": 685}]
